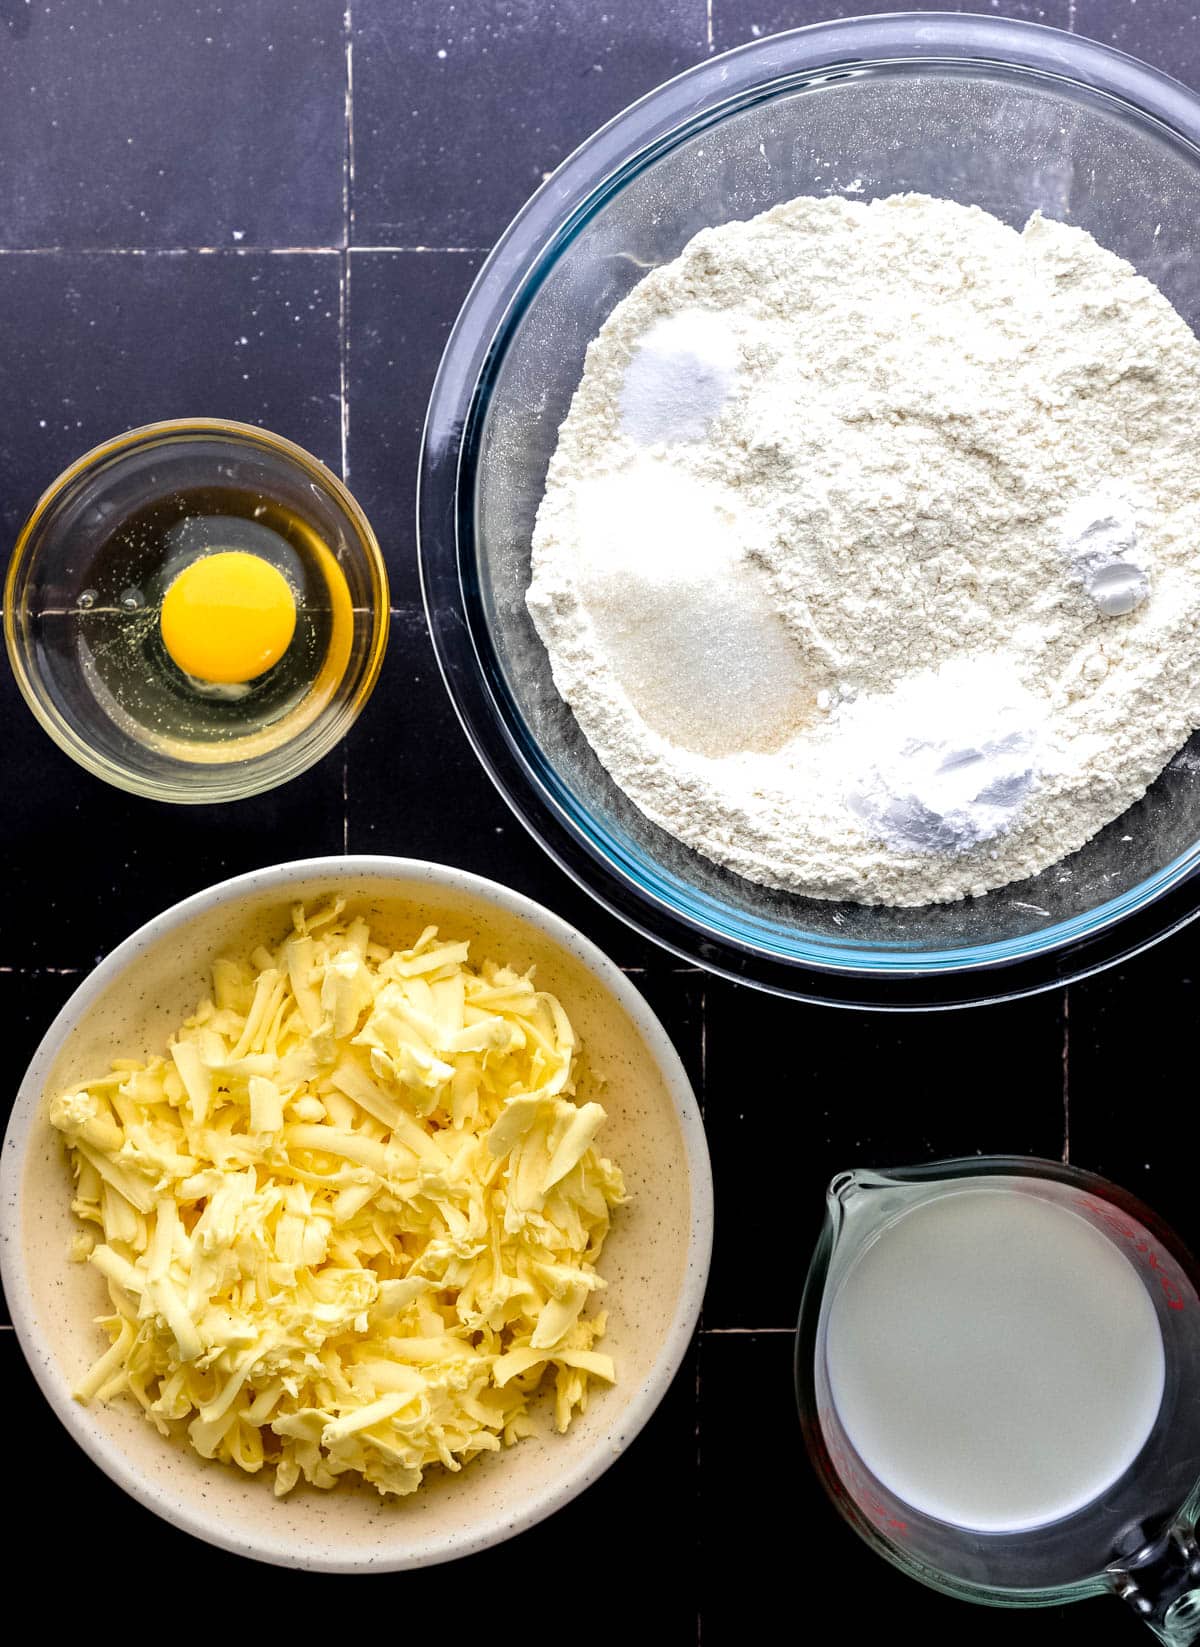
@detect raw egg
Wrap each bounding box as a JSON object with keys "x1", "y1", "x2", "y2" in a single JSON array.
[{"x1": 160, "y1": 550, "x2": 297, "y2": 685}]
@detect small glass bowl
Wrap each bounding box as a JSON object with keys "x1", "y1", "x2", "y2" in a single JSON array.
[{"x1": 5, "y1": 419, "x2": 388, "y2": 803}]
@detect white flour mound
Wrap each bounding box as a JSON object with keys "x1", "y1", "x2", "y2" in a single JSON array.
[{"x1": 526, "y1": 193, "x2": 1200, "y2": 907}]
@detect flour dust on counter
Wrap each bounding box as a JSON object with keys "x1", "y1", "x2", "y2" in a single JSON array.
[{"x1": 527, "y1": 193, "x2": 1200, "y2": 907}]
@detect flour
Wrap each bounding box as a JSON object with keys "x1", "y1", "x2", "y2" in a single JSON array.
[{"x1": 526, "y1": 194, "x2": 1200, "y2": 906}]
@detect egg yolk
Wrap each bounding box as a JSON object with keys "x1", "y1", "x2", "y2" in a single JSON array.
[{"x1": 160, "y1": 551, "x2": 297, "y2": 685}]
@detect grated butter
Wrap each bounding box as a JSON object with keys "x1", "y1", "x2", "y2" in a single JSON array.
[{"x1": 50, "y1": 901, "x2": 626, "y2": 1498}]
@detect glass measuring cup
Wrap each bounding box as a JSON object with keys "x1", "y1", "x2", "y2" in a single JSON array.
[{"x1": 797, "y1": 1158, "x2": 1200, "y2": 1643}]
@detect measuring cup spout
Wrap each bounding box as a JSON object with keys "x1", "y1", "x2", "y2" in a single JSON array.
[
  {"x1": 823, "y1": 1167, "x2": 924, "y2": 1244},
  {"x1": 1108, "y1": 1510, "x2": 1200, "y2": 1644},
  {"x1": 826, "y1": 1170, "x2": 866, "y2": 1212},
  {"x1": 826, "y1": 1167, "x2": 904, "y2": 1214},
  {"x1": 824, "y1": 1170, "x2": 884, "y2": 1247}
]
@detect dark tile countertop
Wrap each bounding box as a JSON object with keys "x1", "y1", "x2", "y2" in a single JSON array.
[{"x1": 0, "y1": 2, "x2": 1195, "y2": 1638}]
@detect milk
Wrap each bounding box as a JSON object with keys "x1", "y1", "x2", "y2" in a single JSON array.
[{"x1": 825, "y1": 1182, "x2": 1165, "y2": 1533}]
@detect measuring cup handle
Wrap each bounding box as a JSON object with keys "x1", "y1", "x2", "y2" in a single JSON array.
[{"x1": 1108, "y1": 1514, "x2": 1200, "y2": 1644}]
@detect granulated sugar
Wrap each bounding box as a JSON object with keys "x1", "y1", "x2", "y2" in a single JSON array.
[
  {"x1": 568, "y1": 458, "x2": 811, "y2": 760},
  {"x1": 526, "y1": 194, "x2": 1200, "y2": 906}
]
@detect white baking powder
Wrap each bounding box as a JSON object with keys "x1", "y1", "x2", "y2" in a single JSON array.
[
  {"x1": 843, "y1": 657, "x2": 1044, "y2": 856},
  {"x1": 527, "y1": 194, "x2": 1200, "y2": 905}
]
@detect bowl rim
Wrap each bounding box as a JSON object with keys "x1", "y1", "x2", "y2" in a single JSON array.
[
  {"x1": 4, "y1": 417, "x2": 390, "y2": 805},
  {"x1": 417, "y1": 11, "x2": 1200, "y2": 1008},
  {"x1": 0, "y1": 853, "x2": 713, "y2": 1572}
]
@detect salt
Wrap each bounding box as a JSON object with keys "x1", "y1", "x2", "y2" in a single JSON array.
[{"x1": 619, "y1": 309, "x2": 738, "y2": 446}]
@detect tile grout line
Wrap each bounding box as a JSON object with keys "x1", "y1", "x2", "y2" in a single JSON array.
[
  {"x1": 339, "y1": 0, "x2": 354, "y2": 859},
  {"x1": 0, "y1": 246, "x2": 489, "y2": 257},
  {"x1": 340, "y1": 254, "x2": 352, "y2": 483},
  {"x1": 338, "y1": 256, "x2": 350, "y2": 482},
  {"x1": 1068, "y1": 0, "x2": 1077, "y2": 32},
  {"x1": 0, "y1": 245, "x2": 346, "y2": 256},
  {"x1": 694, "y1": 1305, "x2": 703, "y2": 1644},
  {"x1": 339, "y1": 0, "x2": 354, "y2": 484},
  {"x1": 703, "y1": 1326, "x2": 793, "y2": 1335},
  {"x1": 694, "y1": 983, "x2": 707, "y2": 1640},
  {"x1": 351, "y1": 245, "x2": 490, "y2": 254},
  {"x1": 344, "y1": 1, "x2": 356, "y2": 245},
  {"x1": 705, "y1": 0, "x2": 714, "y2": 54},
  {"x1": 698, "y1": 985, "x2": 707, "y2": 1119},
  {"x1": 1062, "y1": 986, "x2": 1071, "y2": 1163}
]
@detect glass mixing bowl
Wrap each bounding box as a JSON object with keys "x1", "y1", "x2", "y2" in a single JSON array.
[{"x1": 419, "y1": 13, "x2": 1200, "y2": 1008}]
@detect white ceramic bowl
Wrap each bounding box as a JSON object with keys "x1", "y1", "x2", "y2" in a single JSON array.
[{"x1": 0, "y1": 856, "x2": 712, "y2": 1571}]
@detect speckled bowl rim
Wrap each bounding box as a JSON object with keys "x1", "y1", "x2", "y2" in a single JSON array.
[{"x1": 0, "y1": 855, "x2": 713, "y2": 1572}]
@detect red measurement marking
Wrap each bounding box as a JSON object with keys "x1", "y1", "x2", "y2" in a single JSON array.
[
  {"x1": 1073, "y1": 1194, "x2": 1186, "y2": 1312},
  {"x1": 821, "y1": 1424, "x2": 909, "y2": 1535}
]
